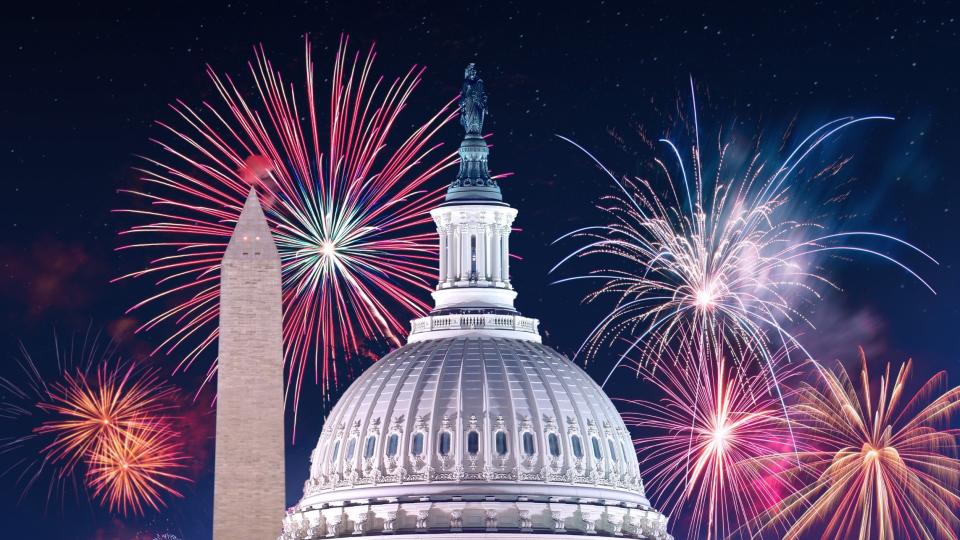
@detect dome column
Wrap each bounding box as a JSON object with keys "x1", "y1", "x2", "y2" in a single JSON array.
[
  {"x1": 485, "y1": 226, "x2": 494, "y2": 281},
  {"x1": 452, "y1": 227, "x2": 461, "y2": 282},
  {"x1": 500, "y1": 229, "x2": 510, "y2": 283},
  {"x1": 459, "y1": 226, "x2": 470, "y2": 282},
  {"x1": 438, "y1": 227, "x2": 448, "y2": 283},
  {"x1": 491, "y1": 227, "x2": 502, "y2": 282},
  {"x1": 447, "y1": 227, "x2": 456, "y2": 284},
  {"x1": 477, "y1": 224, "x2": 488, "y2": 281}
]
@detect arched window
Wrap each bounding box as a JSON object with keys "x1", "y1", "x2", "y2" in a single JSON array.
[
  {"x1": 346, "y1": 438, "x2": 357, "y2": 461},
  {"x1": 364, "y1": 435, "x2": 376, "y2": 459},
  {"x1": 439, "y1": 432, "x2": 452, "y2": 456},
  {"x1": 548, "y1": 433, "x2": 561, "y2": 457},
  {"x1": 470, "y1": 235, "x2": 477, "y2": 278},
  {"x1": 495, "y1": 431, "x2": 508, "y2": 456},
  {"x1": 411, "y1": 432, "x2": 425, "y2": 456},
  {"x1": 386, "y1": 433, "x2": 399, "y2": 457},
  {"x1": 522, "y1": 432, "x2": 535, "y2": 456},
  {"x1": 591, "y1": 436, "x2": 602, "y2": 460},
  {"x1": 571, "y1": 434, "x2": 584, "y2": 459},
  {"x1": 608, "y1": 439, "x2": 619, "y2": 462},
  {"x1": 467, "y1": 431, "x2": 480, "y2": 455},
  {"x1": 330, "y1": 440, "x2": 341, "y2": 463}
]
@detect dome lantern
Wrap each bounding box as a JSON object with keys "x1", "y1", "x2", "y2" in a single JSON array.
[{"x1": 412, "y1": 64, "x2": 540, "y2": 344}]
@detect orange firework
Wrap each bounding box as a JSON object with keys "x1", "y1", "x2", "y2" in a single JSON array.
[
  {"x1": 34, "y1": 363, "x2": 176, "y2": 475},
  {"x1": 0, "y1": 333, "x2": 191, "y2": 515},
  {"x1": 764, "y1": 351, "x2": 960, "y2": 539},
  {"x1": 86, "y1": 418, "x2": 188, "y2": 515}
]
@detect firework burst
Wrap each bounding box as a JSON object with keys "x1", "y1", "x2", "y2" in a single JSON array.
[
  {"x1": 86, "y1": 418, "x2": 189, "y2": 516},
  {"x1": 0, "y1": 332, "x2": 190, "y2": 514},
  {"x1": 763, "y1": 352, "x2": 960, "y2": 540},
  {"x1": 35, "y1": 363, "x2": 176, "y2": 475},
  {"x1": 552, "y1": 81, "x2": 936, "y2": 380},
  {"x1": 116, "y1": 36, "x2": 458, "y2": 419},
  {"x1": 620, "y1": 337, "x2": 796, "y2": 540}
]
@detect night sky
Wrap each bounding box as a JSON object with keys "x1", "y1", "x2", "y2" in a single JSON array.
[{"x1": 2, "y1": 3, "x2": 959, "y2": 539}]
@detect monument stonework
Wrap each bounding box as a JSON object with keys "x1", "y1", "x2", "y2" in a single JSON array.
[{"x1": 214, "y1": 188, "x2": 286, "y2": 539}]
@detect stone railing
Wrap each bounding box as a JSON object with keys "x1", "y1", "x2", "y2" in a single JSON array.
[{"x1": 409, "y1": 313, "x2": 540, "y2": 338}]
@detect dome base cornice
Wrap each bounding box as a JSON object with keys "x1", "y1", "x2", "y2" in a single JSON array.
[{"x1": 282, "y1": 498, "x2": 672, "y2": 540}]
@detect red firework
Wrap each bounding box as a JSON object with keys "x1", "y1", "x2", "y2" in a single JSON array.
[{"x1": 116, "y1": 36, "x2": 459, "y2": 419}]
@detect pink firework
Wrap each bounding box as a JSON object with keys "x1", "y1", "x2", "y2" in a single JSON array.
[
  {"x1": 116, "y1": 36, "x2": 459, "y2": 419},
  {"x1": 619, "y1": 337, "x2": 797, "y2": 540}
]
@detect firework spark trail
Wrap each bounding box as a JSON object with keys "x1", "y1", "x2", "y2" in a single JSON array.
[
  {"x1": 551, "y1": 89, "x2": 936, "y2": 382},
  {"x1": 115, "y1": 36, "x2": 460, "y2": 421},
  {"x1": 620, "y1": 337, "x2": 797, "y2": 540},
  {"x1": 0, "y1": 332, "x2": 190, "y2": 514},
  {"x1": 760, "y1": 352, "x2": 960, "y2": 540}
]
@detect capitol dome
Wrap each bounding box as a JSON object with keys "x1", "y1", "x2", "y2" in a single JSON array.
[{"x1": 281, "y1": 65, "x2": 671, "y2": 540}]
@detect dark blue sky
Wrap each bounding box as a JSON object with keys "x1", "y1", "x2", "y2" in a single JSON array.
[{"x1": 1, "y1": 2, "x2": 958, "y2": 539}]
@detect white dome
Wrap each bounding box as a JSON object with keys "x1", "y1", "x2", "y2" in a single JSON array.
[{"x1": 283, "y1": 337, "x2": 671, "y2": 540}]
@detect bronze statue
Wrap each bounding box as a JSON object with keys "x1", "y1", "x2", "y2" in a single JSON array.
[{"x1": 459, "y1": 63, "x2": 487, "y2": 135}]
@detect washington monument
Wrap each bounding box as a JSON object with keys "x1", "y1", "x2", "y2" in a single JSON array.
[{"x1": 214, "y1": 188, "x2": 286, "y2": 539}]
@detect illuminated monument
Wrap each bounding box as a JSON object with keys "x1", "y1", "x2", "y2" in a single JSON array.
[
  {"x1": 214, "y1": 189, "x2": 286, "y2": 540},
  {"x1": 279, "y1": 65, "x2": 672, "y2": 540}
]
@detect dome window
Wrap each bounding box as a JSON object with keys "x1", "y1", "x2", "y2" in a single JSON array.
[
  {"x1": 467, "y1": 431, "x2": 480, "y2": 455},
  {"x1": 608, "y1": 439, "x2": 619, "y2": 462},
  {"x1": 495, "y1": 431, "x2": 508, "y2": 456},
  {"x1": 547, "y1": 432, "x2": 561, "y2": 457},
  {"x1": 386, "y1": 433, "x2": 399, "y2": 457},
  {"x1": 439, "y1": 431, "x2": 453, "y2": 456},
  {"x1": 330, "y1": 440, "x2": 341, "y2": 463},
  {"x1": 571, "y1": 434, "x2": 584, "y2": 459},
  {"x1": 411, "y1": 432, "x2": 425, "y2": 456},
  {"x1": 470, "y1": 235, "x2": 478, "y2": 279},
  {"x1": 522, "y1": 432, "x2": 535, "y2": 456},
  {"x1": 345, "y1": 438, "x2": 357, "y2": 461},
  {"x1": 591, "y1": 436, "x2": 602, "y2": 460},
  {"x1": 364, "y1": 435, "x2": 377, "y2": 459}
]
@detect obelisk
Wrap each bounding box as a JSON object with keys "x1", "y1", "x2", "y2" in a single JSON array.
[{"x1": 214, "y1": 188, "x2": 285, "y2": 539}]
